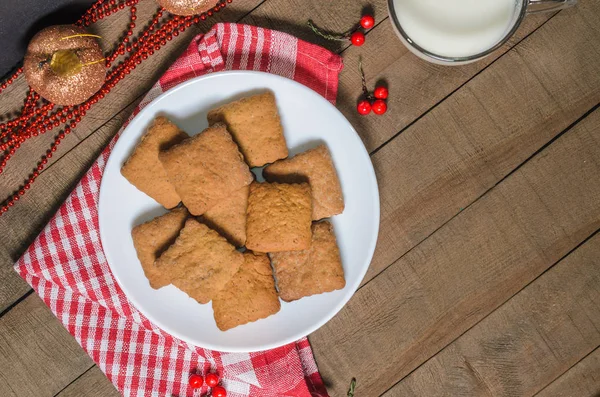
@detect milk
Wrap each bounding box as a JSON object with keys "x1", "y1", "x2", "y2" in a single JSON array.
[{"x1": 392, "y1": 0, "x2": 518, "y2": 58}]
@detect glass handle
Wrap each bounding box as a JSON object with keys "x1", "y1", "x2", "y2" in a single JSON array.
[{"x1": 526, "y1": 0, "x2": 577, "y2": 14}]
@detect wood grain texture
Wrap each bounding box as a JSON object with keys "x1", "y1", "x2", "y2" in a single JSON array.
[
  {"x1": 0, "y1": 294, "x2": 94, "y2": 397},
  {"x1": 56, "y1": 366, "x2": 119, "y2": 397},
  {"x1": 363, "y1": 0, "x2": 600, "y2": 285},
  {"x1": 536, "y1": 348, "x2": 600, "y2": 397},
  {"x1": 310, "y1": 107, "x2": 600, "y2": 396},
  {"x1": 0, "y1": 0, "x2": 597, "y2": 396},
  {"x1": 336, "y1": 13, "x2": 553, "y2": 153},
  {"x1": 384, "y1": 233, "x2": 600, "y2": 396},
  {"x1": 241, "y1": 0, "x2": 387, "y2": 53}
]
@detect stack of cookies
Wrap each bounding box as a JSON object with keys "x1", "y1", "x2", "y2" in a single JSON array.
[{"x1": 122, "y1": 92, "x2": 346, "y2": 331}]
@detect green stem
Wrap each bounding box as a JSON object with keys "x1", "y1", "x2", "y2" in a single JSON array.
[
  {"x1": 307, "y1": 20, "x2": 353, "y2": 42},
  {"x1": 358, "y1": 58, "x2": 372, "y2": 100},
  {"x1": 347, "y1": 378, "x2": 356, "y2": 397}
]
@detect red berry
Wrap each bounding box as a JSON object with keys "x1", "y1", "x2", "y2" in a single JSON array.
[
  {"x1": 357, "y1": 100, "x2": 372, "y2": 115},
  {"x1": 205, "y1": 372, "x2": 220, "y2": 387},
  {"x1": 372, "y1": 99, "x2": 387, "y2": 115},
  {"x1": 188, "y1": 374, "x2": 203, "y2": 389},
  {"x1": 360, "y1": 15, "x2": 375, "y2": 29},
  {"x1": 212, "y1": 386, "x2": 227, "y2": 397},
  {"x1": 374, "y1": 86, "x2": 389, "y2": 99},
  {"x1": 350, "y1": 31, "x2": 365, "y2": 46}
]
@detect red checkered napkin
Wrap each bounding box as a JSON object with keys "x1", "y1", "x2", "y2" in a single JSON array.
[{"x1": 14, "y1": 23, "x2": 343, "y2": 397}]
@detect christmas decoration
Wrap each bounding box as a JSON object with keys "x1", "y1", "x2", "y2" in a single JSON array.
[
  {"x1": 188, "y1": 373, "x2": 204, "y2": 388},
  {"x1": 360, "y1": 15, "x2": 375, "y2": 29},
  {"x1": 307, "y1": 13, "x2": 375, "y2": 47},
  {"x1": 0, "y1": 0, "x2": 232, "y2": 216},
  {"x1": 24, "y1": 25, "x2": 106, "y2": 105},
  {"x1": 357, "y1": 59, "x2": 388, "y2": 116},
  {"x1": 357, "y1": 99, "x2": 372, "y2": 115},
  {"x1": 157, "y1": 0, "x2": 218, "y2": 16},
  {"x1": 205, "y1": 372, "x2": 220, "y2": 387}
]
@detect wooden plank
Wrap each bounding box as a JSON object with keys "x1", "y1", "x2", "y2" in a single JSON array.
[
  {"x1": 56, "y1": 366, "x2": 119, "y2": 397},
  {"x1": 384, "y1": 233, "x2": 600, "y2": 396},
  {"x1": 0, "y1": 294, "x2": 93, "y2": 397},
  {"x1": 536, "y1": 348, "x2": 600, "y2": 397},
  {"x1": 336, "y1": 12, "x2": 552, "y2": 152},
  {"x1": 309, "y1": 107, "x2": 600, "y2": 396},
  {"x1": 364, "y1": 0, "x2": 600, "y2": 285},
  {"x1": 0, "y1": 101, "x2": 136, "y2": 313},
  {"x1": 241, "y1": 0, "x2": 387, "y2": 53}
]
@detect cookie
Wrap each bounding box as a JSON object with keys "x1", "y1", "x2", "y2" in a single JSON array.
[
  {"x1": 264, "y1": 144, "x2": 344, "y2": 220},
  {"x1": 207, "y1": 92, "x2": 288, "y2": 167},
  {"x1": 201, "y1": 185, "x2": 249, "y2": 247},
  {"x1": 158, "y1": 123, "x2": 254, "y2": 215},
  {"x1": 131, "y1": 207, "x2": 189, "y2": 289},
  {"x1": 121, "y1": 116, "x2": 189, "y2": 209},
  {"x1": 155, "y1": 218, "x2": 243, "y2": 304},
  {"x1": 269, "y1": 221, "x2": 345, "y2": 302},
  {"x1": 212, "y1": 251, "x2": 281, "y2": 331},
  {"x1": 245, "y1": 182, "x2": 312, "y2": 253}
]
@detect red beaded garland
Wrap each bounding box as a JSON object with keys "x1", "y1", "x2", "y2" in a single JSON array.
[{"x1": 0, "y1": 0, "x2": 232, "y2": 215}]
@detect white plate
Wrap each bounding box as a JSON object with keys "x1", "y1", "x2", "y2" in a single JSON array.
[{"x1": 99, "y1": 71, "x2": 380, "y2": 352}]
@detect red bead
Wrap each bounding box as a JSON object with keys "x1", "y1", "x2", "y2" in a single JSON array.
[
  {"x1": 360, "y1": 15, "x2": 375, "y2": 29},
  {"x1": 205, "y1": 373, "x2": 219, "y2": 387},
  {"x1": 350, "y1": 31, "x2": 365, "y2": 46},
  {"x1": 188, "y1": 374, "x2": 203, "y2": 389},
  {"x1": 374, "y1": 86, "x2": 388, "y2": 99},
  {"x1": 357, "y1": 100, "x2": 372, "y2": 115},
  {"x1": 372, "y1": 99, "x2": 387, "y2": 115},
  {"x1": 212, "y1": 386, "x2": 227, "y2": 397}
]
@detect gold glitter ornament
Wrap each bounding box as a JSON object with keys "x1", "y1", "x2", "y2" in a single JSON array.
[
  {"x1": 24, "y1": 25, "x2": 106, "y2": 105},
  {"x1": 156, "y1": 0, "x2": 218, "y2": 16}
]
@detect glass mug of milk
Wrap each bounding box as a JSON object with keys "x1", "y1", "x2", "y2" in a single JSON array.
[{"x1": 388, "y1": 0, "x2": 577, "y2": 65}]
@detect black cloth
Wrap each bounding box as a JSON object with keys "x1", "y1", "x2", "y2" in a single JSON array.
[{"x1": 0, "y1": 0, "x2": 95, "y2": 78}]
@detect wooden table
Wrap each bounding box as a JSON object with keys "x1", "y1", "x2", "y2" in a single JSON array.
[{"x1": 1, "y1": 1, "x2": 599, "y2": 396}]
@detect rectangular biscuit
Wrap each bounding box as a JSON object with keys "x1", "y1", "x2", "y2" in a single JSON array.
[
  {"x1": 212, "y1": 251, "x2": 281, "y2": 331},
  {"x1": 269, "y1": 221, "x2": 345, "y2": 302},
  {"x1": 155, "y1": 218, "x2": 243, "y2": 304},
  {"x1": 264, "y1": 144, "x2": 344, "y2": 220},
  {"x1": 207, "y1": 92, "x2": 288, "y2": 167},
  {"x1": 158, "y1": 123, "x2": 254, "y2": 215},
  {"x1": 245, "y1": 182, "x2": 312, "y2": 253},
  {"x1": 201, "y1": 185, "x2": 249, "y2": 247},
  {"x1": 131, "y1": 207, "x2": 189, "y2": 289},
  {"x1": 121, "y1": 116, "x2": 189, "y2": 209}
]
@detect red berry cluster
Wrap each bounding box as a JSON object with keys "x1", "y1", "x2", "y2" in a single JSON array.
[
  {"x1": 0, "y1": 0, "x2": 231, "y2": 216},
  {"x1": 307, "y1": 14, "x2": 375, "y2": 47},
  {"x1": 357, "y1": 60, "x2": 388, "y2": 116},
  {"x1": 189, "y1": 372, "x2": 226, "y2": 396},
  {"x1": 350, "y1": 15, "x2": 375, "y2": 47}
]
